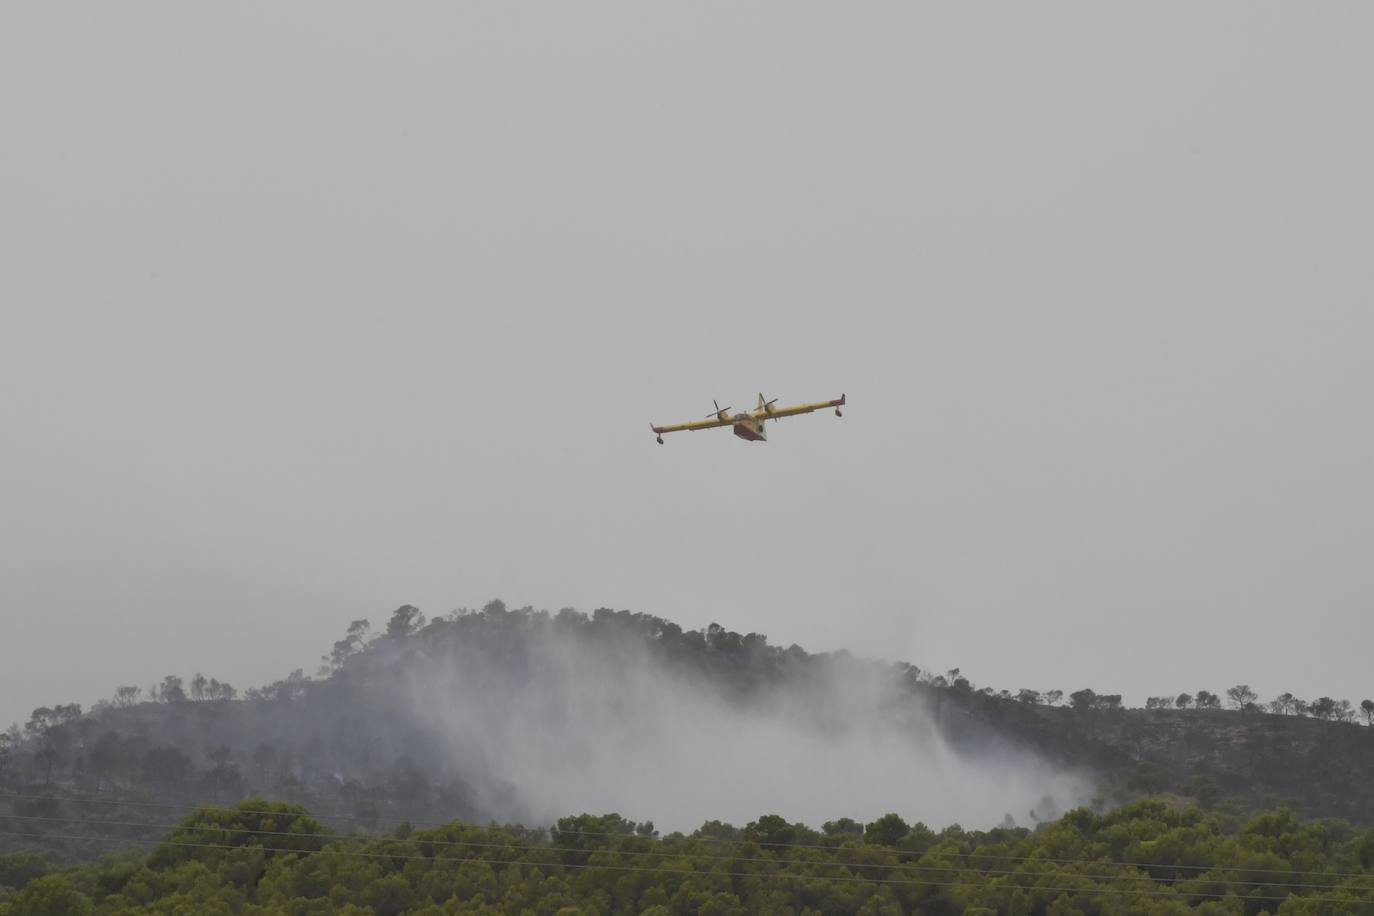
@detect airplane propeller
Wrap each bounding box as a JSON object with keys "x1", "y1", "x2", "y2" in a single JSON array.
[
  {"x1": 758, "y1": 396, "x2": 778, "y2": 413},
  {"x1": 707, "y1": 400, "x2": 733, "y2": 417}
]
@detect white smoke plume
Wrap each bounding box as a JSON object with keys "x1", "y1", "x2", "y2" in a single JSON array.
[{"x1": 400, "y1": 616, "x2": 1088, "y2": 832}]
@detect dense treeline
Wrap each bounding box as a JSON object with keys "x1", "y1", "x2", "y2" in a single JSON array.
[
  {"x1": 7, "y1": 603, "x2": 1368, "y2": 743},
  {"x1": 3, "y1": 798, "x2": 1374, "y2": 914}
]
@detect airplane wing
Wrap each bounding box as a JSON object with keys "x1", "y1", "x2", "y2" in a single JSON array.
[
  {"x1": 651, "y1": 416, "x2": 732, "y2": 435},
  {"x1": 756, "y1": 394, "x2": 845, "y2": 420}
]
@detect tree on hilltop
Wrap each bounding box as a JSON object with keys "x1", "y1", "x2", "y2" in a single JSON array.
[
  {"x1": 1226, "y1": 685, "x2": 1258, "y2": 710},
  {"x1": 1069, "y1": 689, "x2": 1097, "y2": 711},
  {"x1": 321, "y1": 618, "x2": 371, "y2": 673},
  {"x1": 385, "y1": 605, "x2": 425, "y2": 638},
  {"x1": 153, "y1": 676, "x2": 186, "y2": 704},
  {"x1": 1309, "y1": 697, "x2": 1338, "y2": 720},
  {"x1": 111, "y1": 685, "x2": 142, "y2": 708},
  {"x1": 864, "y1": 813, "x2": 911, "y2": 846}
]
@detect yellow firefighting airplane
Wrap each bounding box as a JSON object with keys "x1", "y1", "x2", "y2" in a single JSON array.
[{"x1": 651, "y1": 393, "x2": 845, "y2": 444}]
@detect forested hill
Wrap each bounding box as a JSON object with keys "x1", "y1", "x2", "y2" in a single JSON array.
[{"x1": 4, "y1": 603, "x2": 1374, "y2": 864}]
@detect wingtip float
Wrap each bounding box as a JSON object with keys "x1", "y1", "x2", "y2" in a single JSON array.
[{"x1": 652, "y1": 393, "x2": 845, "y2": 444}]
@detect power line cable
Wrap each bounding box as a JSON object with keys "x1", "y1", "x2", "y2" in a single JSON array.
[
  {"x1": 2, "y1": 791, "x2": 1363, "y2": 878},
  {"x1": 3, "y1": 805, "x2": 1371, "y2": 888},
  {"x1": 0, "y1": 789, "x2": 467, "y2": 832},
  {"x1": 1, "y1": 829, "x2": 1370, "y2": 905},
  {"x1": 8, "y1": 811, "x2": 1362, "y2": 892}
]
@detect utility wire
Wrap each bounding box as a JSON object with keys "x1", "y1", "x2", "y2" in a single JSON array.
[
  {"x1": 5, "y1": 791, "x2": 1368, "y2": 878},
  {"x1": 4, "y1": 805, "x2": 1372, "y2": 888},
  {"x1": 8, "y1": 811, "x2": 1365, "y2": 892},
  {"x1": 0, "y1": 789, "x2": 466, "y2": 833},
  {"x1": 1, "y1": 829, "x2": 1371, "y2": 905}
]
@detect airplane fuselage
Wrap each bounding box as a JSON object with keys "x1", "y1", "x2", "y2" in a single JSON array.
[{"x1": 732, "y1": 415, "x2": 767, "y2": 442}]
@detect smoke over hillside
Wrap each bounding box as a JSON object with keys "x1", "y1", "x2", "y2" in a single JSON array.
[
  {"x1": 392, "y1": 607, "x2": 1085, "y2": 830},
  {"x1": 13, "y1": 598, "x2": 1374, "y2": 869},
  {"x1": 6, "y1": 604, "x2": 1093, "y2": 844}
]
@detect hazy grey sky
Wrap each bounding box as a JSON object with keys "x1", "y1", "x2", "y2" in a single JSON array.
[{"x1": 3, "y1": 4, "x2": 1371, "y2": 730}]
